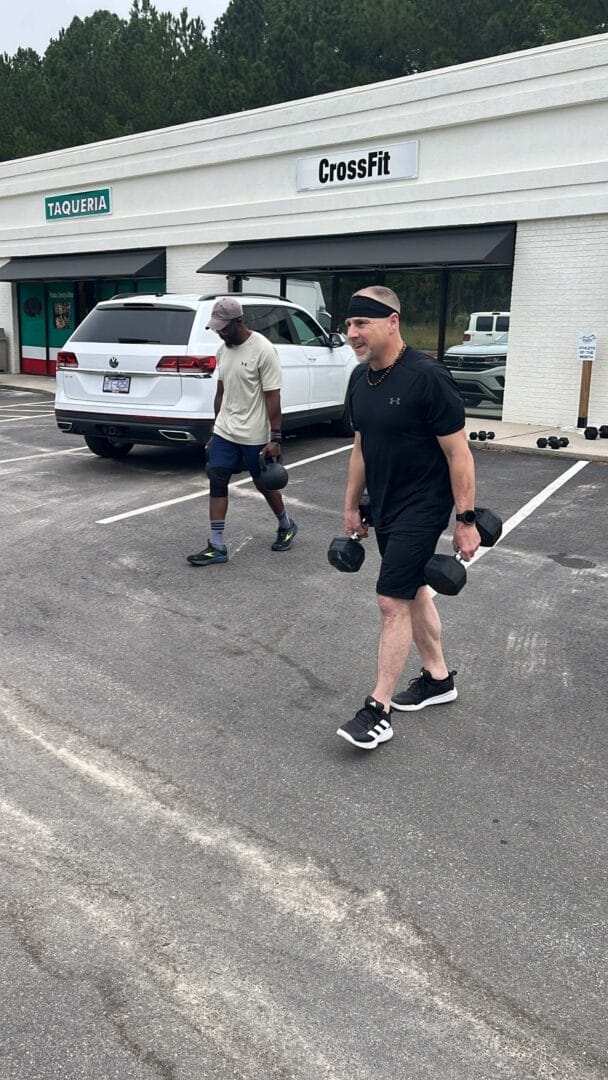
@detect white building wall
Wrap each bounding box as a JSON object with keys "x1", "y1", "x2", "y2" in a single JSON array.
[
  {"x1": 504, "y1": 217, "x2": 608, "y2": 427},
  {"x1": 165, "y1": 244, "x2": 227, "y2": 294},
  {"x1": 0, "y1": 282, "x2": 18, "y2": 371},
  {"x1": 1, "y1": 34, "x2": 607, "y2": 257}
]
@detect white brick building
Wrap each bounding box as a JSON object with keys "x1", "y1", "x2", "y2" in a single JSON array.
[{"x1": 0, "y1": 32, "x2": 607, "y2": 427}]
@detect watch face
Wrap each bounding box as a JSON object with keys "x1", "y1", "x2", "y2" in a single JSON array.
[{"x1": 459, "y1": 510, "x2": 477, "y2": 524}]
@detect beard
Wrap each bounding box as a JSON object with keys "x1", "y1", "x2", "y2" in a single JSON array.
[{"x1": 355, "y1": 345, "x2": 372, "y2": 364}]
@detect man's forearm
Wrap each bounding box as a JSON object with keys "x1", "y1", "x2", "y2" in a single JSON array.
[
  {"x1": 345, "y1": 442, "x2": 366, "y2": 511},
  {"x1": 447, "y1": 451, "x2": 476, "y2": 512},
  {"x1": 264, "y1": 389, "x2": 282, "y2": 433}
]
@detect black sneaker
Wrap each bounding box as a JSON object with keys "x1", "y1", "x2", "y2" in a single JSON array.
[
  {"x1": 271, "y1": 519, "x2": 298, "y2": 551},
  {"x1": 187, "y1": 541, "x2": 228, "y2": 566},
  {"x1": 336, "y1": 696, "x2": 393, "y2": 750},
  {"x1": 391, "y1": 669, "x2": 457, "y2": 711}
]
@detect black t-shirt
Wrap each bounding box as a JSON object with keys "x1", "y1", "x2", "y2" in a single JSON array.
[{"x1": 347, "y1": 346, "x2": 465, "y2": 531}]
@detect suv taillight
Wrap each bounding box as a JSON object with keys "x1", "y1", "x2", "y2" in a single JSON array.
[
  {"x1": 463, "y1": 333, "x2": 471, "y2": 342},
  {"x1": 57, "y1": 351, "x2": 79, "y2": 367},
  {"x1": 156, "y1": 355, "x2": 217, "y2": 373}
]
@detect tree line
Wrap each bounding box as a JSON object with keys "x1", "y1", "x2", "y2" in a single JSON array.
[{"x1": 0, "y1": 0, "x2": 605, "y2": 162}]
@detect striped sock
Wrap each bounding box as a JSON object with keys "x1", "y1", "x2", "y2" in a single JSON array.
[{"x1": 210, "y1": 520, "x2": 226, "y2": 549}]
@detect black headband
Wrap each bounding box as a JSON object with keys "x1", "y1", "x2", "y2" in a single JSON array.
[{"x1": 346, "y1": 295, "x2": 399, "y2": 319}]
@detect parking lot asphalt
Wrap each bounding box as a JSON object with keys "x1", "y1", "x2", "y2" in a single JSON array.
[{"x1": 0, "y1": 388, "x2": 607, "y2": 1080}]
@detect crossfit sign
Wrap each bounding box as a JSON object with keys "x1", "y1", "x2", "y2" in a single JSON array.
[
  {"x1": 45, "y1": 188, "x2": 112, "y2": 221},
  {"x1": 296, "y1": 142, "x2": 419, "y2": 191}
]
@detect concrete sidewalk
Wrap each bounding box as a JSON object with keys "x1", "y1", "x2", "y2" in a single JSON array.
[{"x1": 1, "y1": 372, "x2": 607, "y2": 463}]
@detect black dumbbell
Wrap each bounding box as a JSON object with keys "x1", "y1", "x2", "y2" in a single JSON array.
[
  {"x1": 487, "y1": 431, "x2": 495, "y2": 440},
  {"x1": 599, "y1": 425, "x2": 608, "y2": 439},
  {"x1": 424, "y1": 508, "x2": 503, "y2": 595},
  {"x1": 584, "y1": 427, "x2": 598, "y2": 440},
  {"x1": 425, "y1": 551, "x2": 467, "y2": 595},
  {"x1": 477, "y1": 430, "x2": 487, "y2": 441},
  {"x1": 475, "y1": 507, "x2": 503, "y2": 547},
  {"x1": 469, "y1": 432, "x2": 478, "y2": 440},
  {"x1": 548, "y1": 436, "x2": 561, "y2": 449},
  {"x1": 328, "y1": 533, "x2": 365, "y2": 573},
  {"x1": 537, "y1": 437, "x2": 548, "y2": 448},
  {"x1": 559, "y1": 437, "x2": 569, "y2": 447}
]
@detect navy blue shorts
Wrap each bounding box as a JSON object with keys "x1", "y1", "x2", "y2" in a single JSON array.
[
  {"x1": 375, "y1": 521, "x2": 448, "y2": 600},
  {"x1": 207, "y1": 434, "x2": 266, "y2": 478}
]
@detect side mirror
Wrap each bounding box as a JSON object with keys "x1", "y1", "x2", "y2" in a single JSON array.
[{"x1": 327, "y1": 331, "x2": 345, "y2": 349}]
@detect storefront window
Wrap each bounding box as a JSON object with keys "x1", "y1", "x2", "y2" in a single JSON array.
[
  {"x1": 16, "y1": 276, "x2": 167, "y2": 375},
  {"x1": 443, "y1": 268, "x2": 513, "y2": 420}
]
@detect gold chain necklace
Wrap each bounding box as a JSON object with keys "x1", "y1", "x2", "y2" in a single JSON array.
[{"x1": 366, "y1": 345, "x2": 406, "y2": 387}]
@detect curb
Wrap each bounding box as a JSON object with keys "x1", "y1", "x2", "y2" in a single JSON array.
[
  {"x1": 469, "y1": 441, "x2": 608, "y2": 465},
  {"x1": 0, "y1": 380, "x2": 55, "y2": 398}
]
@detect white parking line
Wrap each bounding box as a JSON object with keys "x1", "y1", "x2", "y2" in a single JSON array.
[
  {"x1": 96, "y1": 443, "x2": 354, "y2": 524},
  {"x1": 0, "y1": 413, "x2": 55, "y2": 423},
  {"x1": 98, "y1": 447, "x2": 591, "y2": 533},
  {"x1": 0, "y1": 402, "x2": 54, "y2": 410},
  {"x1": 0, "y1": 447, "x2": 89, "y2": 466}
]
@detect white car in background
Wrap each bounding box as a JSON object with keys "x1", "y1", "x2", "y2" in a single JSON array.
[
  {"x1": 443, "y1": 332, "x2": 508, "y2": 410},
  {"x1": 463, "y1": 311, "x2": 510, "y2": 345},
  {"x1": 55, "y1": 293, "x2": 356, "y2": 457}
]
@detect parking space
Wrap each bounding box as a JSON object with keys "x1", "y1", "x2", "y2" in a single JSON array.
[{"x1": 1, "y1": 390, "x2": 607, "y2": 1080}]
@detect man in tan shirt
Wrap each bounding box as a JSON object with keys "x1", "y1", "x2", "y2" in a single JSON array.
[{"x1": 187, "y1": 297, "x2": 298, "y2": 566}]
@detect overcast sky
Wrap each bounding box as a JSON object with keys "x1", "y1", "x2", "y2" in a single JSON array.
[{"x1": 2, "y1": 0, "x2": 230, "y2": 56}]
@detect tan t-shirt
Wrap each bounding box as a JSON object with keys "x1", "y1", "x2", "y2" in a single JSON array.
[{"x1": 213, "y1": 331, "x2": 282, "y2": 445}]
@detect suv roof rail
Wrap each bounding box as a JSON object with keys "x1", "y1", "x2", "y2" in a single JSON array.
[
  {"x1": 198, "y1": 292, "x2": 288, "y2": 302},
  {"x1": 109, "y1": 291, "x2": 174, "y2": 300}
]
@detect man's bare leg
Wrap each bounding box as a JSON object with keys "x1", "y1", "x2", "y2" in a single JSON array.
[
  {"x1": 370, "y1": 594, "x2": 414, "y2": 709},
  {"x1": 410, "y1": 586, "x2": 449, "y2": 681}
]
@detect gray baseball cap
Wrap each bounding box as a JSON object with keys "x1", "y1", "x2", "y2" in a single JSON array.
[{"x1": 206, "y1": 296, "x2": 243, "y2": 331}]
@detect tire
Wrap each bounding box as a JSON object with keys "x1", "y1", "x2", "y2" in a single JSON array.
[{"x1": 84, "y1": 435, "x2": 134, "y2": 458}]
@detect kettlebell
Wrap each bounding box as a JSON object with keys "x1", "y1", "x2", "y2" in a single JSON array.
[{"x1": 257, "y1": 452, "x2": 288, "y2": 491}]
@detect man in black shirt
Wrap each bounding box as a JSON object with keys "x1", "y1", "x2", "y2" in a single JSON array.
[{"x1": 336, "y1": 286, "x2": 480, "y2": 750}]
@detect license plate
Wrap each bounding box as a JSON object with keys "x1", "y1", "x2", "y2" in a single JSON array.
[{"x1": 103, "y1": 375, "x2": 131, "y2": 394}]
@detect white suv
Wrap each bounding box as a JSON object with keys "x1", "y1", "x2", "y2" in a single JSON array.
[{"x1": 55, "y1": 293, "x2": 356, "y2": 457}]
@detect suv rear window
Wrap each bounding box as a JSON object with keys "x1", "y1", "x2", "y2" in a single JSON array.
[
  {"x1": 70, "y1": 305, "x2": 196, "y2": 345},
  {"x1": 496, "y1": 316, "x2": 510, "y2": 332},
  {"x1": 475, "y1": 316, "x2": 494, "y2": 331}
]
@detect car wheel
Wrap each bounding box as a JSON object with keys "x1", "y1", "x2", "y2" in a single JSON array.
[{"x1": 84, "y1": 435, "x2": 134, "y2": 458}]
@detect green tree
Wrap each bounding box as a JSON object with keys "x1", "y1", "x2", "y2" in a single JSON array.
[{"x1": 0, "y1": 48, "x2": 53, "y2": 159}]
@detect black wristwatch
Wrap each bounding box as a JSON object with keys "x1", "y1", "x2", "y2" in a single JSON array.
[{"x1": 456, "y1": 510, "x2": 477, "y2": 525}]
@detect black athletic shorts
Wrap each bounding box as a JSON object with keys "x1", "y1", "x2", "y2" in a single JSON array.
[{"x1": 375, "y1": 520, "x2": 448, "y2": 600}]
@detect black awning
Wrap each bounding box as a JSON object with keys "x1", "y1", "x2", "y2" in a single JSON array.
[
  {"x1": 0, "y1": 248, "x2": 166, "y2": 282},
  {"x1": 199, "y1": 225, "x2": 515, "y2": 275}
]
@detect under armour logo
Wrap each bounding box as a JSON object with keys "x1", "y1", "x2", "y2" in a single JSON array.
[{"x1": 389, "y1": 396, "x2": 401, "y2": 405}]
